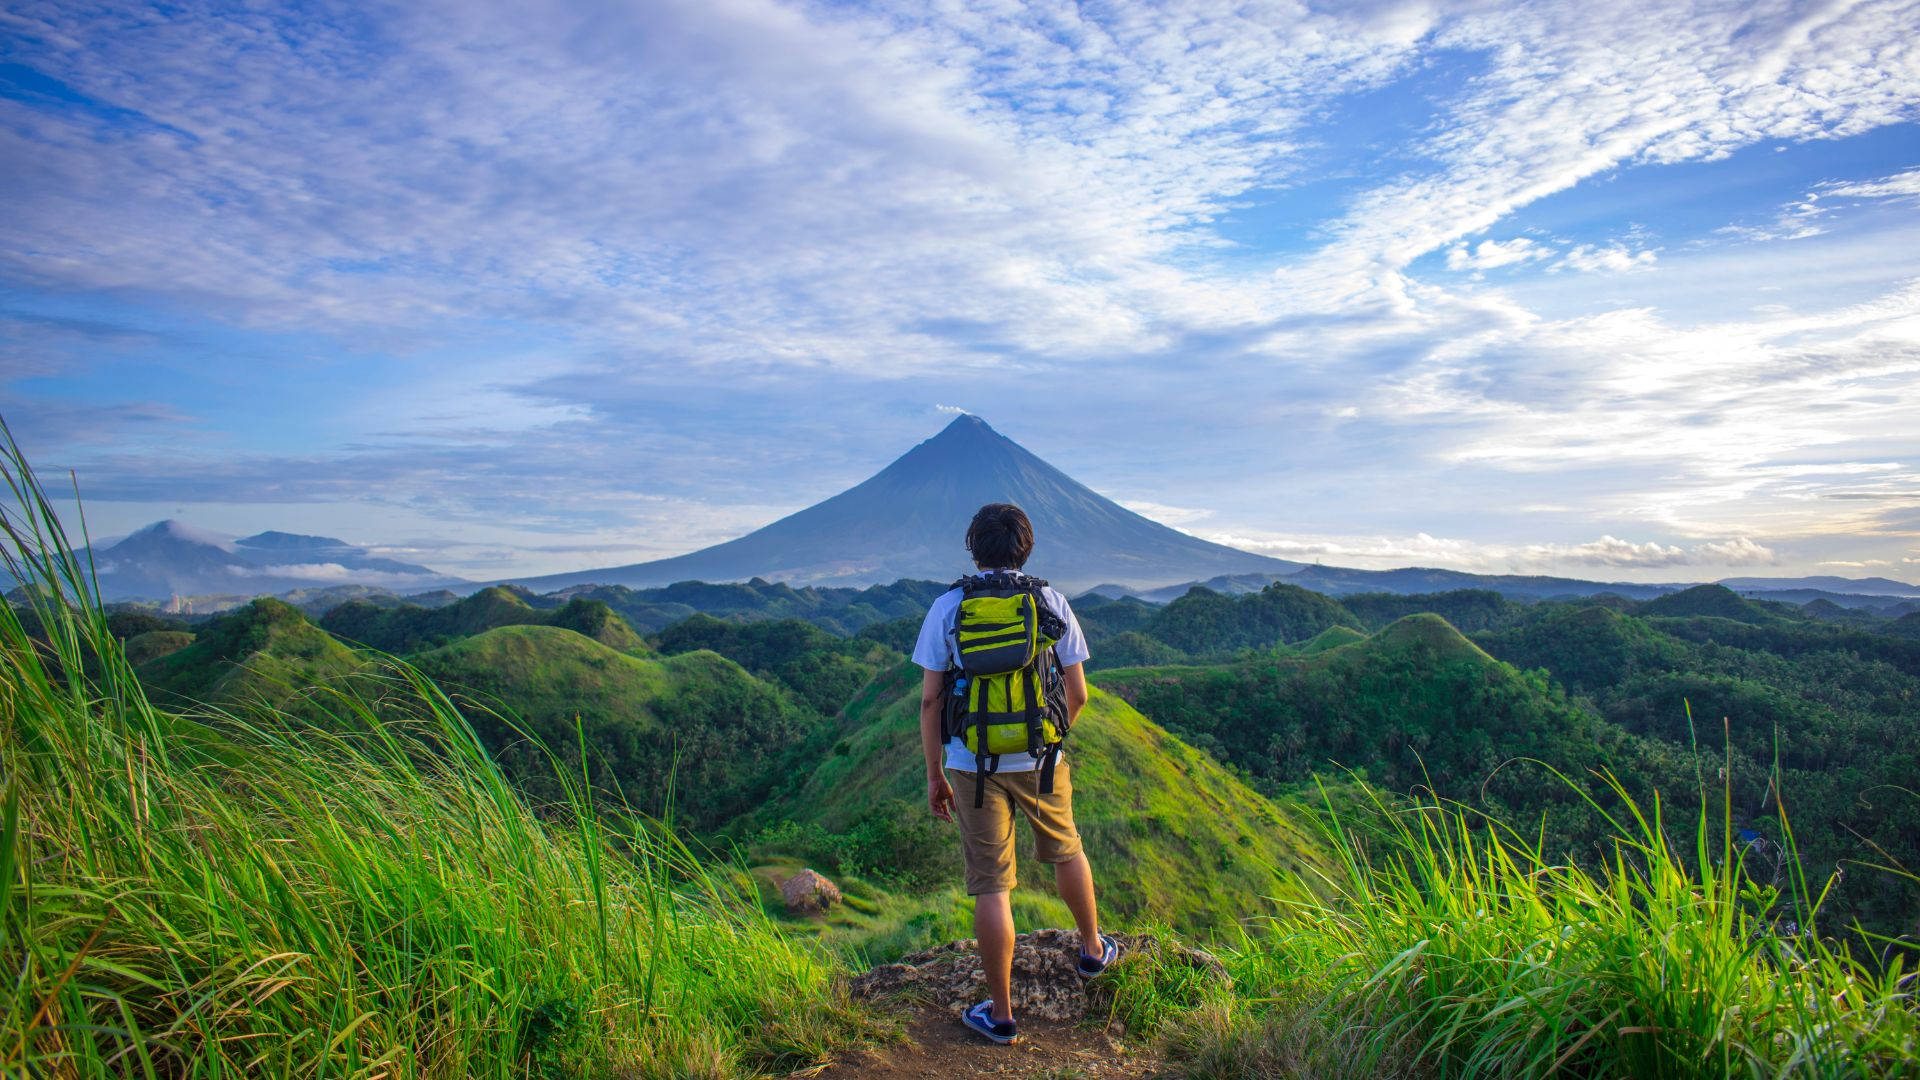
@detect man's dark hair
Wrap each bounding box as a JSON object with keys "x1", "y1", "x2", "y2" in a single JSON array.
[{"x1": 966, "y1": 503, "x2": 1034, "y2": 569}]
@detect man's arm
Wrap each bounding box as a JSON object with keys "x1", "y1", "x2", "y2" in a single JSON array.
[
  {"x1": 920, "y1": 667, "x2": 954, "y2": 822},
  {"x1": 1061, "y1": 661, "x2": 1088, "y2": 724}
]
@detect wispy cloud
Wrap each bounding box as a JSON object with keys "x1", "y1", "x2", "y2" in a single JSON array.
[
  {"x1": 1, "y1": 0, "x2": 1916, "y2": 578},
  {"x1": 1208, "y1": 530, "x2": 1777, "y2": 572}
]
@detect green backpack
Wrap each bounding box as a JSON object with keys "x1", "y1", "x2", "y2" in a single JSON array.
[{"x1": 941, "y1": 571, "x2": 1071, "y2": 807}]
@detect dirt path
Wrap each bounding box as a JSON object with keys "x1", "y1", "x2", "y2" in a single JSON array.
[{"x1": 806, "y1": 1003, "x2": 1165, "y2": 1079}]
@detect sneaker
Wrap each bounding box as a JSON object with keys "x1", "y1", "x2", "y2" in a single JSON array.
[
  {"x1": 1076, "y1": 932, "x2": 1118, "y2": 977},
  {"x1": 961, "y1": 1000, "x2": 1018, "y2": 1045}
]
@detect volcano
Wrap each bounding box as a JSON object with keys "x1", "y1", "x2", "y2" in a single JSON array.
[{"x1": 507, "y1": 414, "x2": 1301, "y2": 592}]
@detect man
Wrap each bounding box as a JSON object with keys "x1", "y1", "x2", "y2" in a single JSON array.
[{"x1": 912, "y1": 502, "x2": 1116, "y2": 1046}]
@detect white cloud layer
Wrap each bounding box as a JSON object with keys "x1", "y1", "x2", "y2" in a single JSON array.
[
  {"x1": 1, "y1": 0, "x2": 1917, "y2": 577},
  {"x1": 1208, "y1": 530, "x2": 1778, "y2": 572}
]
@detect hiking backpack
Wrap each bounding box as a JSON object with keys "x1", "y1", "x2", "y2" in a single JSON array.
[{"x1": 941, "y1": 571, "x2": 1072, "y2": 807}]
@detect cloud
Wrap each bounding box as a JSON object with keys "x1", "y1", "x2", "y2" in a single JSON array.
[
  {"x1": 933, "y1": 403, "x2": 970, "y2": 416},
  {"x1": 1205, "y1": 529, "x2": 1775, "y2": 572},
  {"x1": 1554, "y1": 244, "x2": 1658, "y2": 273},
  {"x1": 1722, "y1": 166, "x2": 1920, "y2": 243},
  {"x1": 1815, "y1": 167, "x2": 1920, "y2": 203},
  {"x1": 1446, "y1": 238, "x2": 1549, "y2": 271},
  {"x1": 1, "y1": 0, "x2": 1916, "y2": 579},
  {"x1": 1693, "y1": 537, "x2": 1779, "y2": 565},
  {"x1": 1118, "y1": 500, "x2": 1214, "y2": 526},
  {"x1": 224, "y1": 562, "x2": 450, "y2": 587}
]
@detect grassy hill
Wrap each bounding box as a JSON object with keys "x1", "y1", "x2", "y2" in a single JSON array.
[
  {"x1": 7, "y1": 573, "x2": 870, "y2": 1078},
  {"x1": 543, "y1": 577, "x2": 950, "y2": 635},
  {"x1": 1094, "y1": 614, "x2": 1666, "y2": 859},
  {"x1": 321, "y1": 585, "x2": 649, "y2": 656},
  {"x1": 1140, "y1": 582, "x2": 1363, "y2": 658},
  {"x1": 136, "y1": 597, "x2": 368, "y2": 714},
  {"x1": 1637, "y1": 582, "x2": 1782, "y2": 623},
  {"x1": 753, "y1": 660, "x2": 1329, "y2": 941},
  {"x1": 123, "y1": 628, "x2": 194, "y2": 666},
  {"x1": 410, "y1": 625, "x2": 819, "y2": 831},
  {"x1": 1477, "y1": 601, "x2": 1920, "y2": 932},
  {"x1": 1295, "y1": 624, "x2": 1367, "y2": 654},
  {"x1": 651, "y1": 613, "x2": 900, "y2": 717}
]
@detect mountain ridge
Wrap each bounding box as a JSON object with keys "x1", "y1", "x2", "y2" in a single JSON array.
[{"x1": 85, "y1": 520, "x2": 464, "y2": 601}]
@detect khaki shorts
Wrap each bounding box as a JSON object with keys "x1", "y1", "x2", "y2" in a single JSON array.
[{"x1": 947, "y1": 760, "x2": 1084, "y2": 895}]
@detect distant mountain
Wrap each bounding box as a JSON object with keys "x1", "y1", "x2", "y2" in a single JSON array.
[
  {"x1": 87, "y1": 520, "x2": 464, "y2": 601},
  {"x1": 1109, "y1": 566, "x2": 1680, "y2": 605},
  {"x1": 1717, "y1": 574, "x2": 1919, "y2": 597},
  {"x1": 505, "y1": 414, "x2": 1304, "y2": 592},
  {"x1": 1724, "y1": 587, "x2": 1910, "y2": 611}
]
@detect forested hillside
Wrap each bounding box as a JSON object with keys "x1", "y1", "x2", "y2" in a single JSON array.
[
  {"x1": 14, "y1": 458, "x2": 1920, "y2": 1075},
  {"x1": 756, "y1": 661, "x2": 1329, "y2": 941},
  {"x1": 126, "y1": 570, "x2": 1920, "y2": 937}
]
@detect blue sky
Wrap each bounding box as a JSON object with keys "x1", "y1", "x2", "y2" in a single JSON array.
[{"x1": 2, "y1": 0, "x2": 1918, "y2": 582}]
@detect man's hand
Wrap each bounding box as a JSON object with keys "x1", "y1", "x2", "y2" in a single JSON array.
[{"x1": 928, "y1": 773, "x2": 955, "y2": 822}]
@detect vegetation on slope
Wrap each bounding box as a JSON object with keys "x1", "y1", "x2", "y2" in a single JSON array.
[
  {"x1": 752, "y1": 660, "x2": 1330, "y2": 943},
  {"x1": 1094, "y1": 615, "x2": 1658, "y2": 846},
  {"x1": 1108, "y1": 782, "x2": 1920, "y2": 1077},
  {"x1": 652, "y1": 613, "x2": 900, "y2": 717},
  {"x1": 1140, "y1": 582, "x2": 1364, "y2": 658},
  {"x1": 1, "y1": 439, "x2": 878, "y2": 1078},
  {"x1": 545, "y1": 577, "x2": 949, "y2": 635},
  {"x1": 321, "y1": 586, "x2": 649, "y2": 655},
  {"x1": 1478, "y1": 603, "x2": 1920, "y2": 932},
  {"x1": 410, "y1": 625, "x2": 820, "y2": 832},
  {"x1": 137, "y1": 596, "x2": 369, "y2": 714},
  {"x1": 1638, "y1": 582, "x2": 1786, "y2": 624}
]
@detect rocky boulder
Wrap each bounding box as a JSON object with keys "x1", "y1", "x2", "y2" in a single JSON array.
[
  {"x1": 849, "y1": 928, "x2": 1228, "y2": 1023},
  {"x1": 779, "y1": 868, "x2": 842, "y2": 915}
]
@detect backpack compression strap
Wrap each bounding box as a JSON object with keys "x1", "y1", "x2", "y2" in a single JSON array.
[{"x1": 953, "y1": 571, "x2": 1063, "y2": 806}]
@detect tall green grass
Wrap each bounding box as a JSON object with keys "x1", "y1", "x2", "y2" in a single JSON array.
[
  {"x1": 0, "y1": 429, "x2": 878, "y2": 1077},
  {"x1": 1109, "y1": 764, "x2": 1919, "y2": 1078}
]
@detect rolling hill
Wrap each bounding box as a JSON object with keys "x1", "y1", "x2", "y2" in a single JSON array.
[
  {"x1": 408, "y1": 625, "x2": 818, "y2": 830},
  {"x1": 135, "y1": 597, "x2": 370, "y2": 714},
  {"x1": 503, "y1": 414, "x2": 1303, "y2": 593},
  {"x1": 321, "y1": 585, "x2": 649, "y2": 655},
  {"x1": 1092, "y1": 614, "x2": 1658, "y2": 855},
  {"x1": 756, "y1": 660, "x2": 1329, "y2": 938}
]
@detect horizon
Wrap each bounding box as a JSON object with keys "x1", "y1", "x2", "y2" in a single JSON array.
[
  {"x1": 74, "y1": 413, "x2": 1920, "y2": 593},
  {"x1": 4, "y1": 1, "x2": 1918, "y2": 582}
]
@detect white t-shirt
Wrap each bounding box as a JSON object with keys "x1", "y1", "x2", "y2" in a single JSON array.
[{"x1": 911, "y1": 572, "x2": 1090, "y2": 772}]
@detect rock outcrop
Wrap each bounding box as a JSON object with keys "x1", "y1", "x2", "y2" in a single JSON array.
[
  {"x1": 849, "y1": 929, "x2": 1228, "y2": 1023},
  {"x1": 780, "y1": 868, "x2": 842, "y2": 915}
]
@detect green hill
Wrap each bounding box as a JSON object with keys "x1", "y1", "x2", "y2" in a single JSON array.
[
  {"x1": 1094, "y1": 614, "x2": 1656, "y2": 852},
  {"x1": 651, "y1": 614, "x2": 899, "y2": 717},
  {"x1": 136, "y1": 598, "x2": 367, "y2": 713},
  {"x1": 123, "y1": 628, "x2": 194, "y2": 666},
  {"x1": 758, "y1": 661, "x2": 1329, "y2": 939},
  {"x1": 1295, "y1": 624, "x2": 1367, "y2": 654},
  {"x1": 1889, "y1": 610, "x2": 1920, "y2": 639},
  {"x1": 409, "y1": 625, "x2": 819, "y2": 830},
  {"x1": 1337, "y1": 588, "x2": 1519, "y2": 633},
  {"x1": 545, "y1": 577, "x2": 949, "y2": 635},
  {"x1": 1143, "y1": 582, "x2": 1362, "y2": 657},
  {"x1": 1477, "y1": 600, "x2": 1920, "y2": 931},
  {"x1": 1470, "y1": 603, "x2": 1687, "y2": 690},
  {"x1": 321, "y1": 586, "x2": 648, "y2": 655},
  {"x1": 1637, "y1": 583, "x2": 1778, "y2": 623}
]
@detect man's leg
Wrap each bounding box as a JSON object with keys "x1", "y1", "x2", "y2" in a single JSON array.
[
  {"x1": 973, "y1": 889, "x2": 1016, "y2": 1023},
  {"x1": 1052, "y1": 852, "x2": 1100, "y2": 949}
]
